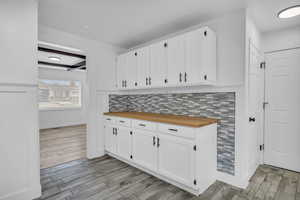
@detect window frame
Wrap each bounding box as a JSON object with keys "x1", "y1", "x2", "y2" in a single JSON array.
[{"x1": 38, "y1": 79, "x2": 83, "y2": 111}]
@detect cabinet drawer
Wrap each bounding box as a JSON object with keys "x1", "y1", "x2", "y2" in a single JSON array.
[
  {"x1": 116, "y1": 117, "x2": 131, "y2": 127},
  {"x1": 132, "y1": 120, "x2": 157, "y2": 131},
  {"x1": 158, "y1": 123, "x2": 195, "y2": 139},
  {"x1": 104, "y1": 116, "x2": 116, "y2": 124}
]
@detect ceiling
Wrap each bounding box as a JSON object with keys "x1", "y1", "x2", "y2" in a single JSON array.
[{"x1": 38, "y1": 0, "x2": 300, "y2": 49}]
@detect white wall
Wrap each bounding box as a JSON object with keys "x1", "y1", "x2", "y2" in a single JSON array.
[
  {"x1": 263, "y1": 26, "x2": 300, "y2": 52},
  {"x1": 38, "y1": 25, "x2": 122, "y2": 159},
  {"x1": 0, "y1": 0, "x2": 38, "y2": 85},
  {"x1": 38, "y1": 67, "x2": 87, "y2": 129},
  {"x1": 0, "y1": 0, "x2": 40, "y2": 199}
]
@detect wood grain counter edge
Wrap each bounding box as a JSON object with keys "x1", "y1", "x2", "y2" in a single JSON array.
[{"x1": 103, "y1": 112, "x2": 218, "y2": 128}]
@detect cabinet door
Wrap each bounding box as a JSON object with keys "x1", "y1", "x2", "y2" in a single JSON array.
[
  {"x1": 132, "y1": 130, "x2": 157, "y2": 172},
  {"x1": 116, "y1": 54, "x2": 127, "y2": 89},
  {"x1": 105, "y1": 125, "x2": 117, "y2": 154},
  {"x1": 157, "y1": 134, "x2": 195, "y2": 187},
  {"x1": 116, "y1": 127, "x2": 132, "y2": 160},
  {"x1": 167, "y1": 35, "x2": 185, "y2": 86},
  {"x1": 185, "y1": 28, "x2": 216, "y2": 84},
  {"x1": 136, "y1": 47, "x2": 150, "y2": 88},
  {"x1": 126, "y1": 51, "x2": 138, "y2": 89},
  {"x1": 149, "y1": 41, "x2": 168, "y2": 87}
]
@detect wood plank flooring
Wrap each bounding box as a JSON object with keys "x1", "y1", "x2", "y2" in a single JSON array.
[
  {"x1": 40, "y1": 125, "x2": 87, "y2": 169},
  {"x1": 36, "y1": 155, "x2": 300, "y2": 200}
]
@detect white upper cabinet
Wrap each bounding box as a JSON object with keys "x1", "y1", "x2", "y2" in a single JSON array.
[
  {"x1": 116, "y1": 54, "x2": 127, "y2": 89},
  {"x1": 185, "y1": 27, "x2": 217, "y2": 84},
  {"x1": 149, "y1": 41, "x2": 168, "y2": 87},
  {"x1": 166, "y1": 35, "x2": 186, "y2": 86},
  {"x1": 116, "y1": 26, "x2": 216, "y2": 90},
  {"x1": 136, "y1": 47, "x2": 150, "y2": 88},
  {"x1": 126, "y1": 51, "x2": 138, "y2": 89}
]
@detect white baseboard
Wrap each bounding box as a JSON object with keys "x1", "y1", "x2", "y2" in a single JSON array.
[
  {"x1": 216, "y1": 171, "x2": 249, "y2": 189},
  {"x1": 0, "y1": 184, "x2": 41, "y2": 200}
]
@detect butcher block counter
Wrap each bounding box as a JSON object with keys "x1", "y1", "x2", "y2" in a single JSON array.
[{"x1": 103, "y1": 112, "x2": 218, "y2": 128}]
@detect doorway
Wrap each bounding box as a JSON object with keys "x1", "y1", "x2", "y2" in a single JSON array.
[
  {"x1": 38, "y1": 43, "x2": 88, "y2": 169},
  {"x1": 264, "y1": 48, "x2": 300, "y2": 172}
]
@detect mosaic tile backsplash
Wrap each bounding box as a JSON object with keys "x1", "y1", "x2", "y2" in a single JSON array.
[{"x1": 109, "y1": 92, "x2": 235, "y2": 175}]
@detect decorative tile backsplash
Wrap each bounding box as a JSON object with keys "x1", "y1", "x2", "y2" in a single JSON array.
[{"x1": 109, "y1": 92, "x2": 236, "y2": 175}]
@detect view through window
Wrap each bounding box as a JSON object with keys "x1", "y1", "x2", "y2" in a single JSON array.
[{"x1": 39, "y1": 79, "x2": 82, "y2": 109}]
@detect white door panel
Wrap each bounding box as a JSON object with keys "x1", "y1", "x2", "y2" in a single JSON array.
[
  {"x1": 116, "y1": 127, "x2": 132, "y2": 160},
  {"x1": 132, "y1": 130, "x2": 157, "y2": 172},
  {"x1": 150, "y1": 41, "x2": 168, "y2": 87},
  {"x1": 167, "y1": 35, "x2": 185, "y2": 86},
  {"x1": 136, "y1": 47, "x2": 150, "y2": 88},
  {"x1": 265, "y1": 48, "x2": 300, "y2": 172},
  {"x1": 157, "y1": 134, "x2": 195, "y2": 187},
  {"x1": 126, "y1": 52, "x2": 137, "y2": 89}
]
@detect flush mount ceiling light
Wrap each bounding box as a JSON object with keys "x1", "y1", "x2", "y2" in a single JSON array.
[
  {"x1": 278, "y1": 5, "x2": 300, "y2": 18},
  {"x1": 48, "y1": 56, "x2": 61, "y2": 62}
]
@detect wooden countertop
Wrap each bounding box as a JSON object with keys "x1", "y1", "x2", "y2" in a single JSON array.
[{"x1": 103, "y1": 112, "x2": 218, "y2": 128}]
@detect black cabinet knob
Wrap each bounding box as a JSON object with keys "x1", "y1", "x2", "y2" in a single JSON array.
[
  {"x1": 164, "y1": 79, "x2": 168, "y2": 84},
  {"x1": 204, "y1": 75, "x2": 207, "y2": 80},
  {"x1": 164, "y1": 42, "x2": 168, "y2": 48},
  {"x1": 204, "y1": 30, "x2": 207, "y2": 36},
  {"x1": 134, "y1": 52, "x2": 137, "y2": 56},
  {"x1": 135, "y1": 82, "x2": 137, "y2": 86}
]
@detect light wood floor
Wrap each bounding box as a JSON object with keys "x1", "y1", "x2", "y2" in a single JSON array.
[
  {"x1": 40, "y1": 125, "x2": 87, "y2": 169},
  {"x1": 36, "y1": 155, "x2": 300, "y2": 200}
]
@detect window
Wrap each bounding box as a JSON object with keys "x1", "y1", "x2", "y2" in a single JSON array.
[{"x1": 39, "y1": 79, "x2": 82, "y2": 110}]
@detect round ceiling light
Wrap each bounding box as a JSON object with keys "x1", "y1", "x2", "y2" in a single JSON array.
[
  {"x1": 48, "y1": 56, "x2": 61, "y2": 62},
  {"x1": 278, "y1": 5, "x2": 300, "y2": 18}
]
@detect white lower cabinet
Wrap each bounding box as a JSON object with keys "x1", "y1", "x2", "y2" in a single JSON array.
[
  {"x1": 116, "y1": 127, "x2": 132, "y2": 160},
  {"x1": 157, "y1": 134, "x2": 195, "y2": 188},
  {"x1": 132, "y1": 130, "x2": 157, "y2": 171},
  {"x1": 104, "y1": 116, "x2": 217, "y2": 195},
  {"x1": 104, "y1": 125, "x2": 116, "y2": 154}
]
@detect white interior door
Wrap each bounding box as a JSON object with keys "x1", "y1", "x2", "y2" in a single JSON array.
[
  {"x1": 248, "y1": 42, "x2": 264, "y2": 175},
  {"x1": 265, "y1": 48, "x2": 300, "y2": 172}
]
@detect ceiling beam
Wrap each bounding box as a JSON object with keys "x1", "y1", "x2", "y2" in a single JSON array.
[
  {"x1": 38, "y1": 47, "x2": 86, "y2": 59},
  {"x1": 38, "y1": 61, "x2": 86, "y2": 70}
]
